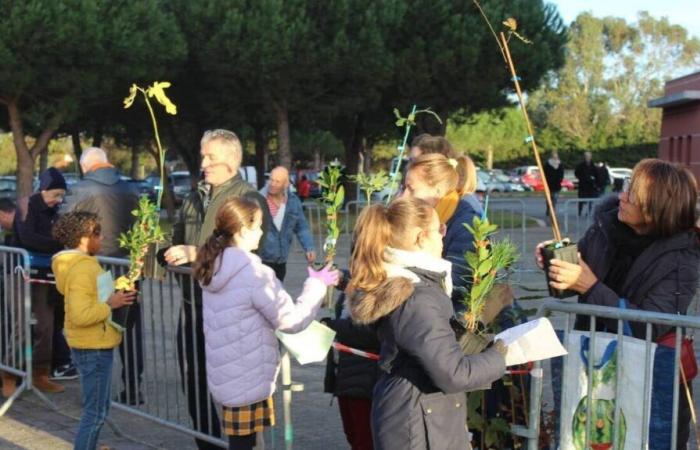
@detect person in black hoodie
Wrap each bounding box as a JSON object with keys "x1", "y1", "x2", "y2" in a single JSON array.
[
  {"x1": 537, "y1": 159, "x2": 700, "y2": 449},
  {"x1": 10, "y1": 168, "x2": 68, "y2": 394},
  {"x1": 574, "y1": 151, "x2": 598, "y2": 216},
  {"x1": 543, "y1": 151, "x2": 564, "y2": 217}
]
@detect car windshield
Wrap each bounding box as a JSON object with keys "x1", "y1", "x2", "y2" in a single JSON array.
[{"x1": 0, "y1": 180, "x2": 16, "y2": 191}]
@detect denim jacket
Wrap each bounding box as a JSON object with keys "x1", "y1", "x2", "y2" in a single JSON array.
[{"x1": 258, "y1": 188, "x2": 314, "y2": 263}]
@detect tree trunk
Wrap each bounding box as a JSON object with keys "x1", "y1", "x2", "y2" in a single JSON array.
[
  {"x1": 253, "y1": 124, "x2": 268, "y2": 189},
  {"x1": 130, "y1": 146, "x2": 141, "y2": 179},
  {"x1": 486, "y1": 145, "x2": 494, "y2": 170},
  {"x1": 39, "y1": 148, "x2": 49, "y2": 173},
  {"x1": 72, "y1": 130, "x2": 83, "y2": 176},
  {"x1": 6, "y1": 99, "x2": 59, "y2": 199},
  {"x1": 92, "y1": 122, "x2": 103, "y2": 147},
  {"x1": 273, "y1": 100, "x2": 292, "y2": 169},
  {"x1": 343, "y1": 114, "x2": 365, "y2": 202}
]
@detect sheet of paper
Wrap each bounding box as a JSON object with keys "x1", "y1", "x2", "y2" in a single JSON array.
[
  {"x1": 97, "y1": 270, "x2": 114, "y2": 303},
  {"x1": 276, "y1": 320, "x2": 337, "y2": 365},
  {"x1": 495, "y1": 317, "x2": 567, "y2": 366}
]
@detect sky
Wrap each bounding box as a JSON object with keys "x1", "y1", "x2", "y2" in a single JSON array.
[{"x1": 550, "y1": 0, "x2": 700, "y2": 39}]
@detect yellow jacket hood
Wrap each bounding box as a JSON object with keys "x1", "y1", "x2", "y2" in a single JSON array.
[{"x1": 52, "y1": 250, "x2": 95, "y2": 296}]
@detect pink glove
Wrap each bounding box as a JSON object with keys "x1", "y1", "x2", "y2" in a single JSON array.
[{"x1": 307, "y1": 264, "x2": 340, "y2": 287}]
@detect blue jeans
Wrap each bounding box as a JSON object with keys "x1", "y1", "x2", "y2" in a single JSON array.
[{"x1": 71, "y1": 348, "x2": 114, "y2": 450}]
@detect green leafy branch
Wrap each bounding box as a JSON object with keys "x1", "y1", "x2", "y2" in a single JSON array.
[
  {"x1": 385, "y1": 105, "x2": 443, "y2": 204},
  {"x1": 463, "y1": 216, "x2": 519, "y2": 333},
  {"x1": 349, "y1": 170, "x2": 389, "y2": 205},
  {"x1": 118, "y1": 81, "x2": 177, "y2": 289},
  {"x1": 116, "y1": 196, "x2": 166, "y2": 290},
  {"x1": 317, "y1": 165, "x2": 345, "y2": 263}
]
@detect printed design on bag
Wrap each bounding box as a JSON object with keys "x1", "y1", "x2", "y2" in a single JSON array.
[{"x1": 572, "y1": 337, "x2": 627, "y2": 450}]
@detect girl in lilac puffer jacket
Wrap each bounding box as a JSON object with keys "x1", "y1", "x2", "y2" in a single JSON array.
[{"x1": 193, "y1": 197, "x2": 339, "y2": 450}]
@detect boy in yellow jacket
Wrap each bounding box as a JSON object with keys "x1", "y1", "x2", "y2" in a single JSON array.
[{"x1": 51, "y1": 211, "x2": 135, "y2": 450}]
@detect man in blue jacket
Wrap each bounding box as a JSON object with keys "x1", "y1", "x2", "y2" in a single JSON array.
[{"x1": 259, "y1": 166, "x2": 315, "y2": 282}]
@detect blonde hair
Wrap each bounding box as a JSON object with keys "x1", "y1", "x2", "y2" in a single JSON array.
[
  {"x1": 348, "y1": 197, "x2": 435, "y2": 293},
  {"x1": 408, "y1": 145, "x2": 476, "y2": 195}
]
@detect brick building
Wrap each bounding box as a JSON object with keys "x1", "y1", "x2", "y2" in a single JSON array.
[{"x1": 648, "y1": 71, "x2": 700, "y2": 179}]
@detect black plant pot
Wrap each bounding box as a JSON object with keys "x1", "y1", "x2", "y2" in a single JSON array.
[
  {"x1": 542, "y1": 241, "x2": 579, "y2": 299},
  {"x1": 143, "y1": 242, "x2": 166, "y2": 281}
]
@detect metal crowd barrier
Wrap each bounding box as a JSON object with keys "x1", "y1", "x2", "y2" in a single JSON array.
[
  {"x1": 487, "y1": 198, "x2": 529, "y2": 282},
  {"x1": 98, "y1": 257, "x2": 308, "y2": 449},
  {"x1": 563, "y1": 198, "x2": 602, "y2": 240},
  {"x1": 526, "y1": 300, "x2": 700, "y2": 450},
  {"x1": 0, "y1": 246, "x2": 56, "y2": 416}
]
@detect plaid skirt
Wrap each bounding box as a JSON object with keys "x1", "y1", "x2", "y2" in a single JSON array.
[{"x1": 222, "y1": 397, "x2": 275, "y2": 436}]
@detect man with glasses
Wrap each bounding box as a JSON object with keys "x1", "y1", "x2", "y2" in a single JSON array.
[{"x1": 165, "y1": 129, "x2": 269, "y2": 450}]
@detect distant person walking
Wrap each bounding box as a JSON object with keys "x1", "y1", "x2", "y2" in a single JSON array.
[
  {"x1": 575, "y1": 151, "x2": 598, "y2": 216},
  {"x1": 297, "y1": 174, "x2": 312, "y2": 201},
  {"x1": 259, "y1": 166, "x2": 315, "y2": 282},
  {"x1": 543, "y1": 151, "x2": 564, "y2": 218},
  {"x1": 595, "y1": 161, "x2": 610, "y2": 196},
  {"x1": 62, "y1": 147, "x2": 143, "y2": 404}
]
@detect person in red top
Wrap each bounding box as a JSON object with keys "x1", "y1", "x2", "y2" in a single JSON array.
[{"x1": 297, "y1": 174, "x2": 312, "y2": 201}]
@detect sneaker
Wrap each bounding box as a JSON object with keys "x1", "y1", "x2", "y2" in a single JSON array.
[{"x1": 50, "y1": 364, "x2": 79, "y2": 380}]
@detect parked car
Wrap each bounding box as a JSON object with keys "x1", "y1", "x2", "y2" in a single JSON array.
[
  {"x1": 486, "y1": 169, "x2": 525, "y2": 192},
  {"x1": 0, "y1": 176, "x2": 16, "y2": 199},
  {"x1": 512, "y1": 165, "x2": 574, "y2": 192},
  {"x1": 608, "y1": 167, "x2": 632, "y2": 182}
]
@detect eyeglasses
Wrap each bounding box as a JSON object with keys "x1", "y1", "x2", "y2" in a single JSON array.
[{"x1": 622, "y1": 177, "x2": 631, "y2": 193}]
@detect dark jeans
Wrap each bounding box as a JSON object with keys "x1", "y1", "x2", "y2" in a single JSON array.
[
  {"x1": 31, "y1": 284, "x2": 55, "y2": 369},
  {"x1": 177, "y1": 295, "x2": 222, "y2": 449},
  {"x1": 338, "y1": 396, "x2": 373, "y2": 450},
  {"x1": 228, "y1": 433, "x2": 264, "y2": 450},
  {"x1": 263, "y1": 262, "x2": 286, "y2": 282},
  {"x1": 118, "y1": 302, "x2": 144, "y2": 398},
  {"x1": 51, "y1": 294, "x2": 73, "y2": 369},
  {"x1": 545, "y1": 191, "x2": 560, "y2": 218},
  {"x1": 577, "y1": 191, "x2": 598, "y2": 216},
  {"x1": 72, "y1": 348, "x2": 114, "y2": 450}
]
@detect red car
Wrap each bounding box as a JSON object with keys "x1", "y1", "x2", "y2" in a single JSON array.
[{"x1": 513, "y1": 166, "x2": 574, "y2": 191}]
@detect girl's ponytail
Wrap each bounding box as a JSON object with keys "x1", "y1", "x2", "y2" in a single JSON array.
[{"x1": 193, "y1": 197, "x2": 260, "y2": 286}]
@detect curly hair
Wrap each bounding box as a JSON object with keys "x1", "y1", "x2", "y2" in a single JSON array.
[{"x1": 52, "y1": 211, "x2": 100, "y2": 249}]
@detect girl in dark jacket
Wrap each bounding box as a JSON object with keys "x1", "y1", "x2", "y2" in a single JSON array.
[
  {"x1": 347, "y1": 197, "x2": 507, "y2": 450},
  {"x1": 537, "y1": 158, "x2": 700, "y2": 449}
]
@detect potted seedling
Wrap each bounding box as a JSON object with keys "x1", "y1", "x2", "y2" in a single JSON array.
[
  {"x1": 122, "y1": 81, "x2": 177, "y2": 282},
  {"x1": 473, "y1": 3, "x2": 577, "y2": 297},
  {"x1": 316, "y1": 164, "x2": 345, "y2": 309},
  {"x1": 460, "y1": 216, "x2": 520, "y2": 355},
  {"x1": 385, "y1": 106, "x2": 442, "y2": 204}
]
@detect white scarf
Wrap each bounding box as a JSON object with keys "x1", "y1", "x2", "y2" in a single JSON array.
[{"x1": 383, "y1": 247, "x2": 453, "y2": 297}]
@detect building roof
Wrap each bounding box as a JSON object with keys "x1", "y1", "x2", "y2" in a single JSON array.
[{"x1": 648, "y1": 90, "x2": 700, "y2": 108}]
